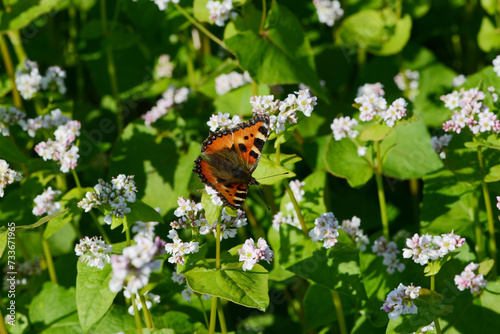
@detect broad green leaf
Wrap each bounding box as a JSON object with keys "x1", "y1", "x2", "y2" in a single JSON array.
[
  {"x1": 382, "y1": 120, "x2": 443, "y2": 179},
  {"x1": 279, "y1": 224, "x2": 367, "y2": 299},
  {"x1": 92, "y1": 305, "x2": 137, "y2": 334},
  {"x1": 214, "y1": 84, "x2": 269, "y2": 117},
  {"x1": 44, "y1": 187, "x2": 90, "y2": 239},
  {"x1": 253, "y1": 155, "x2": 295, "y2": 185},
  {"x1": 478, "y1": 16, "x2": 500, "y2": 53},
  {"x1": 124, "y1": 199, "x2": 164, "y2": 227},
  {"x1": 478, "y1": 259, "x2": 495, "y2": 276},
  {"x1": 0, "y1": 135, "x2": 28, "y2": 164},
  {"x1": 154, "y1": 311, "x2": 207, "y2": 334},
  {"x1": 267, "y1": 228, "x2": 295, "y2": 282},
  {"x1": 76, "y1": 261, "x2": 117, "y2": 332},
  {"x1": 201, "y1": 192, "x2": 223, "y2": 225},
  {"x1": 224, "y1": 2, "x2": 328, "y2": 101},
  {"x1": 193, "y1": 0, "x2": 210, "y2": 23},
  {"x1": 386, "y1": 289, "x2": 453, "y2": 334},
  {"x1": 39, "y1": 312, "x2": 84, "y2": 334},
  {"x1": 183, "y1": 259, "x2": 269, "y2": 311},
  {"x1": 481, "y1": 0, "x2": 498, "y2": 14},
  {"x1": 0, "y1": 0, "x2": 60, "y2": 32},
  {"x1": 29, "y1": 282, "x2": 77, "y2": 325},
  {"x1": 423, "y1": 251, "x2": 459, "y2": 276},
  {"x1": 325, "y1": 136, "x2": 374, "y2": 188},
  {"x1": 359, "y1": 123, "x2": 392, "y2": 142},
  {"x1": 336, "y1": 9, "x2": 412, "y2": 56},
  {"x1": 264, "y1": 153, "x2": 302, "y2": 166}
]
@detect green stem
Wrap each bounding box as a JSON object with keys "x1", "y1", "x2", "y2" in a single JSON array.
[
  {"x1": 217, "y1": 299, "x2": 227, "y2": 334},
  {"x1": 173, "y1": 3, "x2": 233, "y2": 55},
  {"x1": 259, "y1": 0, "x2": 267, "y2": 34},
  {"x1": 357, "y1": 48, "x2": 366, "y2": 71},
  {"x1": 139, "y1": 294, "x2": 154, "y2": 328},
  {"x1": 331, "y1": 290, "x2": 347, "y2": 334},
  {"x1": 375, "y1": 141, "x2": 390, "y2": 239},
  {"x1": 72, "y1": 169, "x2": 82, "y2": 189},
  {"x1": 7, "y1": 31, "x2": 27, "y2": 64},
  {"x1": 0, "y1": 309, "x2": 9, "y2": 333},
  {"x1": 471, "y1": 195, "x2": 485, "y2": 260},
  {"x1": 409, "y1": 178, "x2": 419, "y2": 227},
  {"x1": 478, "y1": 146, "x2": 498, "y2": 276},
  {"x1": 100, "y1": 0, "x2": 122, "y2": 134},
  {"x1": 209, "y1": 210, "x2": 223, "y2": 334},
  {"x1": 89, "y1": 211, "x2": 111, "y2": 245},
  {"x1": 131, "y1": 294, "x2": 143, "y2": 334},
  {"x1": 126, "y1": 227, "x2": 131, "y2": 246},
  {"x1": 42, "y1": 238, "x2": 58, "y2": 284},
  {"x1": 275, "y1": 143, "x2": 281, "y2": 165},
  {"x1": 0, "y1": 34, "x2": 23, "y2": 109},
  {"x1": 430, "y1": 275, "x2": 442, "y2": 334},
  {"x1": 197, "y1": 294, "x2": 210, "y2": 329},
  {"x1": 284, "y1": 181, "x2": 308, "y2": 235}
]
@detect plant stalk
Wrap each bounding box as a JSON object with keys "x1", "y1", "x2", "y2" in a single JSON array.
[
  {"x1": 284, "y1": 180, "x2": 308, "y2": 235},
  {"x1": 375, "y1": 141, "x2": 390, "y2": 239},
  {"x1": 131, "y1": 294, "x2": 143, "y2": 334},
  {"x1": 217, "y1": 298, "x2": 227, "y2": 334},
  {"x1": 331, "y1": 290, "x2": 347, "y2": 334},
  {"x1": 139, "y1": 294, "x2": 154, "y2": 328},
  {"x1": 209, "y1": 209, "x2": 223, "y2": 334},
  {"x1": 0, "y1": 34, "x2": 23, "y2": 109},
  {"x1": 42, "y1": 238, "x2": 58, "y2": 284}
]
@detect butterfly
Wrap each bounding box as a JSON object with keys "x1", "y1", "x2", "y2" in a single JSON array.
[{"x1": 193, "y1": 113, "x2": 270, "y2": 210}]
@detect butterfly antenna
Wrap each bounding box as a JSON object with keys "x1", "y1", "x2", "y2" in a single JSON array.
[
  {"x1": 256, "y1": 172, "x2": 290, "y2": 181},
  {"x1": 253, "y1": 183, "x2": 271, "y2": 211}
]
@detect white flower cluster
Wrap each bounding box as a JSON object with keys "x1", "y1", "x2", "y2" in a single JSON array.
[
  {"x1": 313, "y1": 0, "x2": 344, "y2": 27},
  {"x1": 155, "y1": 54, "x2": 175, "y2": 78},
  {"x1": 402, "y1": 232, "x2": 465, "y2": 266},
  {"x1": 151, "y1": 0, "x2": 179, "y2": 11},
  {"x1": 412, "y1": 322, "x2": 435, "y2": 334},
  {"x1": 250, "y1": 89, "x2": 317, "y2": 134},
  {"x1": 0, "y1": 159, "x2": 23, "y2": 198},
  {"x1": 75, "y1": 236, "x2": 113, "y2": 270},
  {"x1": 2, "y1": 258, "x2": 41, "y2": 290},
  {"x1": 124, "y1": 288, "x2": 161, "y2": 315},
  {"x1": 238, "y1": 237, "x2": 274, "y2": 271},
  {"x1": 171, "y1": 272, "x2": 211, "y2": 302},
  {"x1": 381, "y1": 283, "x2": 421, "y2": 320},
  {"x1": 109, "y1": 224, "x2": 166, "y2": 294},
  {"x1": 493, "y1": 55, "x2": 500, "y2": 77},
  {"x1": 20, "y1": 108, "x2": 71, "y2": 138},
  {"x1": 357, "y1": 83, "x2": 385, "y2": 97},
  {"x1": 206, "y1": 112, "x2": 242, "y2": 132},
  {"x1": 355, "y1": 94, "x2": 408, "y2": 127},
  {"x1": 452, "y1": 74, "x2": 467, "y2": 87},
  {"x1": 341, "y1": 216, "x2": 369, "y2": 251},
  {"x1": 32, "y1": 187, "x2": 61, "y2": 216},
  {"x1": 77, "y1": 174, "x2": 137, "y2": 225},
  {"x1": 430, "y1": 134, "x2": 452, "y2": 159},
  {"x1": 454, "y1": 262, "x2": 488, "y2": 294},
  {"x1": 372, "y1": 236, "x2": 406, "y2": 274},
  {"x1": 330, "y1": 116, "x2": 359, "y2": 141},
  {"x1": 441, "y1": 87, "x2": 500, "y2": 134},
  {"x1": 309, "y1": 212, "x2": 341, "y2": 249},
  {"x1": 207, "y1": 0, "x2": 233, "y2": 27},
  {"x1": 171, "y1": 197, "x2": 248, "y2": 240},
  {"x1": 394, "y1": 69, "x2": 419, "y2": 101},
  {"x1": 0, "y1": 106, "x2": 25, "y2": 136},
  {"x1": 132, "y1": 221, "x2": 159, "y2": 240},
  {"x1": 272, "y1": 180, "x2": 305, "y2": 231},
  {"x1": 15, "y1": 60, "x2": 66, "y2": 99},
  {"x1": 142, "y1": 85, "x2": 189, "y2": 126},
  {"x1": 165, "y1": 230, "x2": 200, "y2": 265},
  {"x1": 34, "y1": 120, "x2": 80, "y2": 173},
  {"x1": 215, "y1": 71, "x2": 251, "y2": 95}
]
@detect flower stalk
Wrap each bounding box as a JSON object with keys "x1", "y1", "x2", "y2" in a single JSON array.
[
  {"x1": 0, "y1": 34, "x2": 23, "y2": 109},
  {"x1": 139, "y1": 294, "x2": 154, "y2": 328},
  {"x1": 375, "y1": 141, "x2": 390, "y2": 239}
]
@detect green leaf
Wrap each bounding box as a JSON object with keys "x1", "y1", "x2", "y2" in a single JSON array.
[
  {"x1": 193, "y1": 0, "x2": 210, "y2": 23},
  {"x1": 214, "y1": 84, "x2": 270, "y2": 117},
  {"x1": 423, "y1": 252, "x2": 459, "y2": 276},
  {"x1": 44, "y1": 187, "x2": 90, "y2": 239},
  {"x1": 224, "y1": 2, "x2": 328, "y2": 101},
  {"x1": 478, "y1": 16, "x2": 500, "y2": 53},
  {"x1": 29, "y1": 282, "x2": 77, "y2": 325},
  {"x1": 386, "y1": 289, "x2": 453, "y2": 334},
  {"x1": 39, "y1": 312, "x2": 84, "y2": 334},
  {"x1": 336, "y1": 9, "x2": 412, "y2": 56},
  {"x1": 0, "y1": 0, "x2": 60, "y2": 32},
  {"x1": 154, "y1": 311, "x2": 206, "y2": 334},
  {"x1": 76, "y1": 261, "x2": 118, "y2": 332},
  {"x1": 252, "y1": 155, "x2": 295, "y2": 185},
  {"x1": 92, "y1": 305, "x2": 137, "y2": 334},
  {"x1": 0, "y1": 227, "x2": 7, "y2": 259},
  {"x1": 183, "y1": 259, "x2": 270, "y2": 311},
  {"x1": 279, "y1": 224, "x2": 367, "y2": 299},
  {"x1": 0, "y1": 135, "x2": 28, "y2": 164},
  {"x1": 123, "y1": 199, "x2": 164, "y2": 230},
  {"x1": 481, "y1": 0, "x2": 498, "y2": 15},
  {"x1": 359, "y1": 123, "x2": 392, "y2": 142},
  {"x1": 201, "y1": 192, "x2": 223, "y2": 225},
  {"x1": 325, "y1": 137, "x2": 374, "y2": 188},
  {"x1": 178, "y1": 242, "x2": 208, "y2": 274},
  {"x1": 382, "y1": 120, "x2": 443, "y2": 179},
  {"x1": 478, "y1": 259, "x2": 495, "y2": 276}
]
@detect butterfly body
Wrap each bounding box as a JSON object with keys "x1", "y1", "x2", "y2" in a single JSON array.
[{"x1": 193, "y1": 114, "x2": 270, "y2": 209}]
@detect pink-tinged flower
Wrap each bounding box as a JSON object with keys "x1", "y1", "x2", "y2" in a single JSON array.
[
  {"x1": 0, "y1": 159, "x2": 23, "y2": 198},
  {"x1": 309, "y1": 212, "x2": 340, "y2": 249},
  {"x1": 381, "y1": 283, "x2": 420, "y2": 320},
  {"x1": 142, "y1": 85, "x2": 189, "y2": 126},
  {"x1": 454, "y1": 262, "x2": 488, "y2": 294},
  {"x1": 497, "y1": 196, "x2": 500, "y2": 210},
  {"x1": 32, "y1": 187, "x2": 61, "y2": 216},
  {"x1": 372, "y1": 236, "x2": 406, "y2": 274},
  {"x1": 238, "y1": 238, "x2": 274, "y2": 271},
  {"x1": 403, "y1": 232, "x2": 465, "y2": 266},
  {"x1": 75, "y1": 236, "x2": 112, "y2": 269},
  {"x1": 330, "y1": 116, "x2": 358, "y2": 141}
]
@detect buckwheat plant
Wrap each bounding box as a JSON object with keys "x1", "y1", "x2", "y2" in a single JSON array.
[
  {"x1": 454, "y1": 262, "x2": 488, "y2": 294},
  {"x1": 313, "y1": 0, "x2": 344, "y2": 27},
  {"x1": 215, "y1": 71, "x2": 251, "y2": 95},
  {"x1": 32, "y1": 187, "x2": 61, "y2": 216},
  {"x1": 123, "y1": 288, "x2": 161, "y2": 315},
  {"x1": 238, "y1": 238, "x2": 274, "y2": 271},
  {"x1": 341, "y1": 216, "x2": 369, "y2": 251},
  {"x1": 77, "y1": 174, "x2": 137, "y2": 225},
  {"x1": 372, "y1": 236, "x2": 406, "y2": 274},
  {"x1": 142, "y1": 85, "x2": 189, "y2": 126},
  {"x1": 0, "y1": 106, "x2": 25, "y2": 136},
  {"x1": 151, "y1": 0, "x2": 179, "y2": 11},
  {"x1": 394, "y1": 69, "x2": 420, "y2": 101},
  {"x1": 206, "y1": 0, "x2": 233, "y2": 26},
  {"x1": 272, "y1": 179, "x2": 305, "y2": 231},
  {"x1": 309, "y1": 212, "x2": 341, "y2": 249},
  {"x1": 402, "y1": 232, "x2": 465, "y2": 266},
  {"x1": 75, "y1": 236, "x2": 113, "y2": 269},
  {"x1": 164, "y1": 229, "x2": 200, "y2": 265},
  {"x1": 155, "y1": 54, "x2": 175, "y2": 79},
  {"x1": 381, "y1": 283, "x2": 421, "y2": 320},
  {"x1": 0, "y1": 159, "x2": 23, "y2": 197},
  {"x1": 430, "y1": 134, "x2": 452, "y2": 159}
]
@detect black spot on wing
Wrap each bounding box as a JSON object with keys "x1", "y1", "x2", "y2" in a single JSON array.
[
  {"x1": 244, "y1": 136, "x2": 249, "y2": 140},
  {"x1": 258, "y1": 125, "x2": 268, "y2": 136},
  {"x1": 238, "y1": 143, "x2": 247, "y2": 152},
  {"x1": 254, "y1": 138, "x2": 265, "y2": 151},
  {"x1": 250, "y1": 150, "x2": 259, "y2": 159}
]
